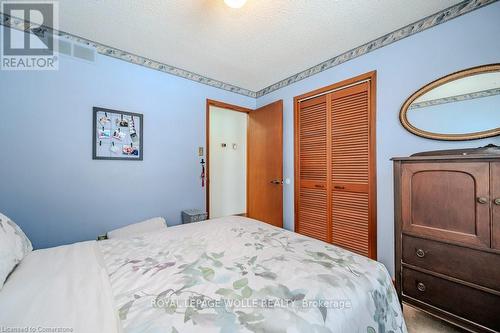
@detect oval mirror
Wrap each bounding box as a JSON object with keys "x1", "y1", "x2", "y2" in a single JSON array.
[{"x1": 400, "y1": 64, "x2": 500, "y2": 140}]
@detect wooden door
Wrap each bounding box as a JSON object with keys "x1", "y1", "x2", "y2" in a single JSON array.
[
  {"x1": 295, "y1": 96, "x2": 330, "y2": 242},
  {"x1": 401, "y1": 162, "x2": 490, "y2": 248},
  {"x1": 330, "y1": 81, "x2": 376, "y2": 258},
  {"x1": 492, "y1": 162, "x2": 500, "y2": 250},
  {"x1": 247, "y1": 100, "x2": 283, "y2": 227},
  {"x1": 294, "y1": 72, "x2": 376, "y2": 258}
]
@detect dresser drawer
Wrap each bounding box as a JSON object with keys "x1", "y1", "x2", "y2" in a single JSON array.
[
  {"x1": 402, "y1": 268, "x2": 500, "y2": 331},
  {"x1": 402, "y1": 235, "x2": 500, "y2": 291}
]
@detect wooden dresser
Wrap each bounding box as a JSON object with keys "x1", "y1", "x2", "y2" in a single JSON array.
[{"x1": 393, "y1": 145, "x2": 500, "y2": 333}]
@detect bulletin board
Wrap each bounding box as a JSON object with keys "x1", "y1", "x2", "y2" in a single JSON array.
[{"x1": 92, "y1": 107, "x2": 143, "y2": 160}]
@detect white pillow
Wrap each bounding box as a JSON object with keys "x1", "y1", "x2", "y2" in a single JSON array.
[
  {"x1": 107, "y1": 217, "x2": 167, "y2": 239},
  {"x1": 0, "y1": 213, "x2": 33, "y2": 289}
]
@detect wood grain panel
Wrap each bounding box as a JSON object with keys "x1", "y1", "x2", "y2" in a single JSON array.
[
  {"x1": 401, "y1": 162, "x2": 490, "y2": 248},
  {"x1": 332, "y1": 191, "x2": 369, "y2": 255},
  {"x1": 299, "y1": 96, "x2": 327, "y2": 182},
  {"x1": 402, "y1": 235, "x2": 500, "y2": 291},
  {"x1": 331, "y1": 84, "x2": 369, "y2": 185},
  {"x1": 330, "y1": 81, "x2": 375, "y2": 258},
  {"x1": 247, "y1": 100, "x2": 283, "y2": 228},
  {"x1": 294, "y1": 71, "x2": 376, "y2": 258},
  {"x1": 295, "y1": 95, "x2": 329, "y2": 241},
  {"x1": 403, "y1": 268, "x2": 500, "y2": 331},
  {"x1": 297, "y1": 188, "x2": 328, "y2": 242}
]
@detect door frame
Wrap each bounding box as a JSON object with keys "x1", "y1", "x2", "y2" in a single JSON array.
[
  {"x1": 206, "y1": 99, "x2": 252, "y2": 218},
  {"x1": 293, "y1": 71, "x2": 377, "y2": 258}
]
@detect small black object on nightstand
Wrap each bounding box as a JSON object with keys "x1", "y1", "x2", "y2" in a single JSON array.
[{"x1": 182, "y1": 209, "x2": 208, "y2": 224}]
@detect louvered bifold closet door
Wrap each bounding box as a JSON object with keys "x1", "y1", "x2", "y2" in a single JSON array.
[
  {"x1": 296, "y1": 95, "x2": 331, "y2": 242},
  {"x1": 330, "y1": 82, "x2": 374, "y2": 257}
]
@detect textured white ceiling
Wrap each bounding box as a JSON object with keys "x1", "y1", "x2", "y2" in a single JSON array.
[{"x1": 57, "y1": 0, "x2": 462, "y2": 92}]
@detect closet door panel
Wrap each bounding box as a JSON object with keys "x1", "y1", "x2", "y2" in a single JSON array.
[
  {"x1": 294, "y1": 72, "x2": 376, "y2": 256},
  {"x1": 330, "y1": 82, "x2": 375, "y2": 257},
  {"x1": 331, "y1": 83, "x2": 369, "y2": 186},
  {"x1": 298, "y1": 187, "x2": 328, "y2": 242},
  {"x1": 296, "y1": 96, "x2": 330, "y2": 242},
  {"x1": 332, "y1": 191, "x2": 369, "y2": 254}
]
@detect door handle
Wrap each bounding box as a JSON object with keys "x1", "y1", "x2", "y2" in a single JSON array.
[
  {"x1": 270, "y1": 179, "x2": 282, "y2": 185},
  {"x1": 477, "y1": 197, "x2": 488, "y2": 204},
  {"x1": 494, "y1": 198, "x2": 500, "y2": 206}
]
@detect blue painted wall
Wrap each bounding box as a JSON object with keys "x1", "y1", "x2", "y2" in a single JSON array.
[
  {"x1": 0, "y1": 28, "x2": 255, "y2": 249},
  {"x1": 255, "y1": 2, "x2": 500, "y2": 275}
]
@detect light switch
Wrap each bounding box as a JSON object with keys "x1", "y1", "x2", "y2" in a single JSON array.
[{"x1": 198, "y1": 147, "x2": 204, "y2": 156}]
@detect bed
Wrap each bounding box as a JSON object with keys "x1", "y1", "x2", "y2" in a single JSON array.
[{"x1": 0, "y1": 216, "x2": 406, "y2": 333}]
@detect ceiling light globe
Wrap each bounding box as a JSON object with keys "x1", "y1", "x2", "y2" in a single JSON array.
[{"x1": 224, "y1": 0, "x2": 247, "y2": 9}]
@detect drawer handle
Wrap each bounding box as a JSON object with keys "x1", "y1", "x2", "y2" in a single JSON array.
[
  {"x1": 494, "y1": 198, "x2": 500, "y2": 206},
  {"x1": 334, "y1": 186, "x2": 345, "y2": 190},
  {"x1": 416, "y1": 249, "x2": 425, "y2": 258},
  {"x1": 477, "y1": 197, "x2": 488, "y2": 204},
  {"x1": 417, "y1": 282, "x2": 426, "y2": 292}
]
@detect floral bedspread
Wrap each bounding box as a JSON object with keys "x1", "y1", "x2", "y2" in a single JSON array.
[{"x1": 98, "y1": 216, "x2": 406, "y2": 333}]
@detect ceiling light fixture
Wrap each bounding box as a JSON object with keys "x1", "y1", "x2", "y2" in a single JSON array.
[{"x1": 224, "y1": 0, "x2": 247, "y2": 9}]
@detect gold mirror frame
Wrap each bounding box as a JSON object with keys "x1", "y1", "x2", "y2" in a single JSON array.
[{"x1": 400, "y1": 63, "x2": 500, "y2": 141}]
